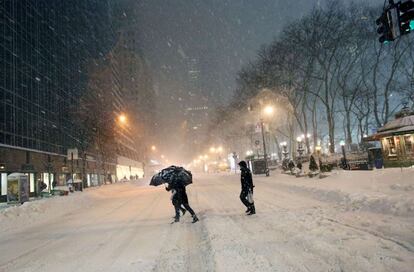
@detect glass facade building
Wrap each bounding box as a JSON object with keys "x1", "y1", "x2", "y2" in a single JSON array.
[
  {"x1": 0, "y1": 0, "x2": 141, "y2": 200},
  {"x1": 0, "y1": 0, "x2": 115, "y2": 154}
]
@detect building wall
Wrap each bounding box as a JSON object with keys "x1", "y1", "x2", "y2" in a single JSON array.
[
  {"x1": 0, "y1": 1, "x2": 121, "y2": 201},
  {"x1": 0, "y1": 0, "x2": 115, "y2": 154}
]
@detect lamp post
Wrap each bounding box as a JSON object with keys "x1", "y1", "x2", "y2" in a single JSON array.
[
  {"x1": 296, "y1": 136, "x2": 305, "y2": 158},
  {"x1": 296, "y1": 136, "x2": 305, "y2": 172},
  {"x1": 261, "y1": 105, "x2": 274, "y2": 176},
  {"x1": 340, "y1": 140, "x2": 348, "y2": 169},
  {"x1": 281, "y1": 142, "x2": 289, "y2": 160}
]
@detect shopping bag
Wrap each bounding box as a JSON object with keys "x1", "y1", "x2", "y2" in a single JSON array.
[{"x1": 247, "y1": 190, "x2": 254, "y2": 204}]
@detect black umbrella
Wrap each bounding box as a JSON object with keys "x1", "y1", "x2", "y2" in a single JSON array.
[
  {"x1": 149, "y1": 172, "x2": 165, "y2": 186},
  {"x1": 150, "y1": 165, "x2": 193, "y2": 186}
]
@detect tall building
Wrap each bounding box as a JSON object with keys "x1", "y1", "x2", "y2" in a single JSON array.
[
  {"x1": 114, "y1": 28, "x2": 157, "y2": 159},
  {"x1": 0, "y1": 0, "x2": 143, "y2": 201},
  {"x1": 183, "y1": 57, "x2": 211, "y2": 155}
]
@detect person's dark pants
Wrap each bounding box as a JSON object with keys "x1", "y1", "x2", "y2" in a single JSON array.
[
  {"x1": 240, "y1": 190, "x2": 251, "y2": 208},
  {"x1": 173, "y1": 192, "x2": 196, "y2": 220}
]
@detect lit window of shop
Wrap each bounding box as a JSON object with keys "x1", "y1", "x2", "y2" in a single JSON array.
[
  {"x1": 386, "y1": 137, "x2": 397, "y2": 156},
  {"x1": 1, "y1": 173, "x2": 8, "y2": 196},
  {"x1": 405, "y1": 135, "x2": 413, "y2": 154}
]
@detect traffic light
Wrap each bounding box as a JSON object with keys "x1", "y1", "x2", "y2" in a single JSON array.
[
  {"x1": 376, "y1": 11, "x2": 394, "y2": 43},
  {"x1": 399, "y1": 0, "x2": 414, "y2": 34}
]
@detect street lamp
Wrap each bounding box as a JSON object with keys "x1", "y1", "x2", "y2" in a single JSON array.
[
  {"x1": 151, "y1": 145, "x2": 156, "y2": 151},
  {"x1": 260, "y1": 105, "x2": 274, "y2": 177},
  {"x1": 280, "y1": 142, "x2": 289, "y2": 160},
  {"x1": 340, "y1": 140, "x2": 348, "y2": 169},
  {"x1": 296, "y1": 136, "x2": 305, "y2": 168},
  {"x1": 118, "y1": 114, "x2": 127, "y2": 124},
  {"x1": 263, "y1": 105, "x2": 274, "y2": 116},
  {"x1": 315, "y1": 145, "x2": 322, "y2": 156}
]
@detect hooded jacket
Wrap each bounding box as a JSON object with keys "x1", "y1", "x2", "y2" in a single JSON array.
[{"x1": 240, "y1": 166, "x2": 253, "y2": 191}]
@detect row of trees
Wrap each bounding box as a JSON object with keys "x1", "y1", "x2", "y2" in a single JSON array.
[{"x1": 223, "y1": 1, "x2": 414, "y2": 154}]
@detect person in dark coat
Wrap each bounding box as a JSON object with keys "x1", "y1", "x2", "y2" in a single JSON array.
[
  {"x1": 166, "y1": 177, "x2": 199, "y2": 223},
  {"x1": 239, "y1": 161, "x2": 255, "y2": 215},
  {"x1": 167, "y1": 187, "x2": 186, "y2": 217}
]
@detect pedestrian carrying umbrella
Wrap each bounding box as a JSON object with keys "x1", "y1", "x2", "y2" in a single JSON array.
[
  {"x1": 149, "y1": 173, "x2": 165, "y2": 186},
  {"x1": 150, "y1": 165, "x2": 192, "y2": 186}
]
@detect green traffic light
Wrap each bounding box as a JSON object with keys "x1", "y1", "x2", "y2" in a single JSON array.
[{"x1": 410, "y1": 20, "x2": 414, "y2": 31}]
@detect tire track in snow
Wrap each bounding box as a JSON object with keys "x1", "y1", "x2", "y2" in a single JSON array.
[
  {"x1": 151, "y1": 184, "x2": 216, "y2": 272},
  {"x1": 73, "y1": 190, "x2": 165, "y2": 271}
]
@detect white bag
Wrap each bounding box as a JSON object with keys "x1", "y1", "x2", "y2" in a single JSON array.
[{"x1": 247, "y1": 190, "x2": 254, "y2": 204}]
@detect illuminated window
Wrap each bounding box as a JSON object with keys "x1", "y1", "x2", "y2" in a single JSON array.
[
  {"x1": 404, "y1": 135, "x2": 413, "y2": 154},
  {"x1": 386, "y1": 137, "x2": 397, "y2": 156}
]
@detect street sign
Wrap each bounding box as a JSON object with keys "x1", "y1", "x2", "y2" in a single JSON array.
[
  {"x1": 21, "y1": 164, "x2": 34, "y2": 172},
  {"x1": 67, "y1": 148, "x2": 78, "y2": 160}
]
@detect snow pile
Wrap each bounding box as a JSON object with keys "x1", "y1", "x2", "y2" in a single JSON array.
[
  {"x1": 0, "y1": 190, "x2": 93, "y2": 232},
  {"x1": 261, "y1": 167, "x2": 414, "y2": 217}
]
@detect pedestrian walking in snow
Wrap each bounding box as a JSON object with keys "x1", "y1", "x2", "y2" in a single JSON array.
[
  {"x1": 166, "y1": 186, "x2": 187, "y2": 217},
  {"x1": 239, "y1": 161, "x2": 256, "y2": 215},
  {"x1": 166, "y1": 176, "x2": 199, "y2": 223}
]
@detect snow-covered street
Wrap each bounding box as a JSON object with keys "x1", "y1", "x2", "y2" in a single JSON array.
[{"x1": 1, "y1": 170, "x2": 414, "y2": 272}]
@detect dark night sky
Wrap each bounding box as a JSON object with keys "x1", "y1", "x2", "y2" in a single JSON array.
[
  {"x1": 128, "y1": 0, "x2": 381, "y2": 159},
  {"x1": 133, "y1": 0, "x2": 379, "y2": 106}
]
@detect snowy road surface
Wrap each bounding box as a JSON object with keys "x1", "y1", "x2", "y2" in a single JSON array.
[{"x1": 0, "y1": 172, "x2": 413, "y2": 272}]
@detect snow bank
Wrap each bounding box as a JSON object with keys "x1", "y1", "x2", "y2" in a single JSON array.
[
  {"x1": 0, "y1": 190, "x2": 93, "y2": 232},
  {"x1": 260, "y1": 167, "x2": 414, "y2": 217}
]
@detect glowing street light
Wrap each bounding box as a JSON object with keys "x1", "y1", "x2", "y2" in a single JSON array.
[
  {"x1": 151, "y1": 145, "x2": 156, "y2": 151},
  {"x1": 118, "y1": 114, "x2": 127, "y2": 124},
  {"x1": 209, "y1": 147, "x2": 216, "y2": 153},
  {"x1": 263, "y1": 105, "x2": 274, "y2": 116},
  {"x1": 161, "y1": 154, "x2": 165, "y2": 159},
  {"x1": 217, "y1": 146, "x2": 223, "y2": 153}
]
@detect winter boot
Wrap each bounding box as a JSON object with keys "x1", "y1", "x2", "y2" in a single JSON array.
[
  {"x1": 181, "y1": 208, "x2": 186, "y2": 216},
  {"x1": 245, "y1": 207, "x2": 251, "y2": 213},
  {"x1": 247, "y1": 205, "x2": 256, "y2": 215},
  {"x1": 192, "y1": 215, "x2": 199, "y2": 223},
  {"x1": 171, "y1": 217, "x2": 180, "y2": 223}
]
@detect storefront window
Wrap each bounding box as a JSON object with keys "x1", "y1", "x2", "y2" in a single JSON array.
[
  {"x1": 29, "y1": 173, "x2": 35, "y2": 193},
  {"x1": 386, "y1": 137, "x2": 397, "y2": 156},
  {"x1": 405, "y1": 135, "x2": 413, "y2": 154},
  {"x1": 1, "y1": 173, "x2": 7, "y2": 195}
]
